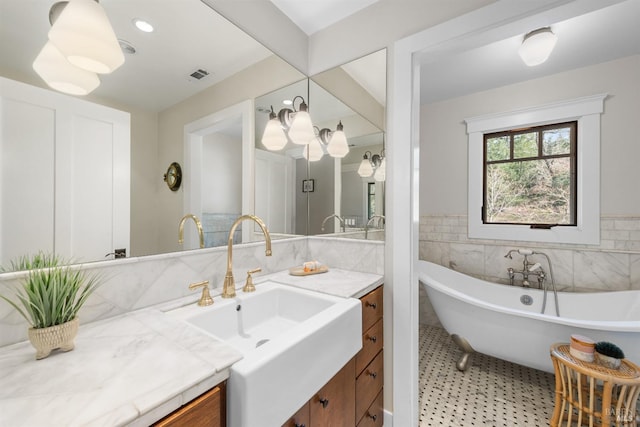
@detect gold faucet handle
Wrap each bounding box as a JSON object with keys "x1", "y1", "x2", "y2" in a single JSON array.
[
  {"x1": 188, "y1": 280, "x2": 213, "y2": 306},
  {"x1": 243, "y1": 268, "x2": 262, "y2": 293}
]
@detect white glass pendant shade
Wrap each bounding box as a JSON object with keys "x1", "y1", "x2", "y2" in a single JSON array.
[
  {"x1": 303, "y1": 137, "x2": 324, "y2": 162},
  {"x1": 33, "y1": 41, "x2": 100, "y2": 95},
  {"x1": 48, "y1": 0, "x2": 125, "y2": 74},
  {"x1": 261, "y1": 118, "x2": 287, "y2": 150},
  {"x1": 288, "y1": 110, "x2": 315, "y2": 145},
  {"x1": 518, "y1": 28, "x2": 557, "y2": 67},
  {"x1": 327, "y1": 126, "x2": 349, "y2": 158},
  {"x1": 374, "y1": 158, "x2": 386, "y2": 182},
  {"x1": 357, "y1": 157, "x2": 374, "y2": 177}
]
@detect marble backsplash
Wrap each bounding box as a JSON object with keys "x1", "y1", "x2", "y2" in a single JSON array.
[
  {"x1": 0, "y1": 236, "x2": 384, "y2": 347},
  {"x1": 419, "y1": 214, "x2": 640, "y2": 325}
]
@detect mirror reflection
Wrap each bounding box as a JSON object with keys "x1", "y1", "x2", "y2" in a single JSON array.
[
  {"x1": 254, "y1": 49, "x2": 387, "y2": 241},
  {"x1": 0, "y1": 1, "x2": 386, "y2": 269}
]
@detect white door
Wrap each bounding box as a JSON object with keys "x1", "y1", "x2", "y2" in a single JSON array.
[
  {"x1": 0, "y1": 77, "x2": 130, "y2": 265},
  {"x1": 255, "y1": 149, "x2": 295, "y2": 234}
]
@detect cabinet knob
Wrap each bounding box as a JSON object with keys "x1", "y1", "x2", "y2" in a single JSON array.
[
  {"x1": 367, "y1": 335, "x2": 377, "y2": 343},
  {"x1": 318, "y1": 398, "x2": 329, "y2": 408},
  {"x1": 367, "y1": 370, "x2": 377, "y2": 379},
  {"x1": 367, "y1": 412, "x2": 378, "y2": 421},
  {"x1": 366, "y1": 301, "x2": 377, "y2": 309}
]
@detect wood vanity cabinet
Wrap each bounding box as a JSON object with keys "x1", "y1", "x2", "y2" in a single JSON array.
[
  {"x1": 355, "y1": 286, "x2": 384, "y2": 426},
  {"x1": 153, "y1": 382, "x2": 226, "y2": 427},
  {"x1": 282, "y1": 285, "x2": 384, "y2": 427}
]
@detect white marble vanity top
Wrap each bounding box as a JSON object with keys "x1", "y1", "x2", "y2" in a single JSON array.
[
  {"x1": 262, "y1": 267, "x2": 384, "y2": 299},
  {"x1": 0, "y1": 309, "x2": 242, "y2": 427},
  {"x1": 0, "y1": 267, "x2": 382, "y2": 426}
]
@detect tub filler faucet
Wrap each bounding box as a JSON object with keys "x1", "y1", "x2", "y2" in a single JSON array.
[{"x1": 504, "y1": 249, "x2": 559, "y2": 317}]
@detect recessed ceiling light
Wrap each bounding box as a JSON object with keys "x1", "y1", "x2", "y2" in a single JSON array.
[
  {"x1": 133, "y1": 18, "x2": 154, "y2": 33},
  {"x1": 282, "y1": 99, "x2": 293, "y2": 106}
]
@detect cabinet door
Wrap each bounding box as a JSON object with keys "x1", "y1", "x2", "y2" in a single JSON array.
[
  {"x1": 0, "y1": 76, "x2": 130, "y2": 264},
  {"x1": 310, "y1": 358, "x2": 355, "y2": 426},
  {"x1": 154, "y1": 384, "x2": 225, "y2": 427}
]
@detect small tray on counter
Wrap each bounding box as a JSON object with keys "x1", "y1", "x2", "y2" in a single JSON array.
[{"x1": 288, "y1": 265, "x2": 329, "y2": 276}]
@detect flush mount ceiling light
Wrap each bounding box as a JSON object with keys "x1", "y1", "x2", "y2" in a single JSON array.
[
  {"x1": 32, "y1": 41, "x2": 100, "y2": 95},
  {"x1": 33, "y1": 0, "x2": 124, "y2": 95},
  {"x1": 47, "y1": 0, "x2": 124, "y2": 74},
  {"x1": 518, "y1": 27, "x2": 557, "y2": 67}
]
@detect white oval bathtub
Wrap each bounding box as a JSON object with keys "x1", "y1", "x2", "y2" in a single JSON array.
[{"x1": 417, "y1": 260, "x2": 640, "y2": 372}]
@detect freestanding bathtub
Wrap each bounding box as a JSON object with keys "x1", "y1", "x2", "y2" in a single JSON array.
[{"x1": 417, "y1": 260, "x2": 640, "y2": 373}]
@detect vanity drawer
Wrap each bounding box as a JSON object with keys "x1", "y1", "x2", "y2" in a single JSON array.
[
  {"x1": 355, "y1": 350, "x2": 383, "y2": 423},
  {"x1": 356, "y1": 317, "x2": 383, "y2": 375},
  {"x1": 356, "y1": 390, "x2": 383, "y2": 427},
  {"x1": 154, "y1": 382, "x2": 225, "y2": 427},
  {"x1": 361, "y1": 286, "x2": 383, "y2": 332}
]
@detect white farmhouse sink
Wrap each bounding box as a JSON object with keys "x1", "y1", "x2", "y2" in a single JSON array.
[{"x1": 167, "y1": 281, "x2": 362, "y2": 427}]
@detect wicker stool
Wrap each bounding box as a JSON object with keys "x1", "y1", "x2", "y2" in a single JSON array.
[{"x1": 550, "y1": 343, "x2": 640, "y2": 427}]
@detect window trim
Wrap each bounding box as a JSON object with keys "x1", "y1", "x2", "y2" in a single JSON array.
[{"x1": 465, "y1": 94, "x2": 607, "y2": 245}]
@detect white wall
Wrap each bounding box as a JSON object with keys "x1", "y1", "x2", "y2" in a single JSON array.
[{"x1": 421, "y1": 54, "x2": 640, "y2": 216}]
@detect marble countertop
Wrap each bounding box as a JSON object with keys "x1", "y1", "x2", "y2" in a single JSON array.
[
  {"x1": 0, "y1": 268, "x2": 383, "y2": 426},
  {"x1": 262, "y1": 267, "x2": 384, "y2": 299}
]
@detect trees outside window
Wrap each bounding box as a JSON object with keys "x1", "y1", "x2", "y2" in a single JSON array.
[{"x1": 483, "y1": 121, "x2": 576, "y2": 226}]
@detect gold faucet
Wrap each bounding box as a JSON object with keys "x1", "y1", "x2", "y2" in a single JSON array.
[
  {"x1": 178, "y1": 214, "x2": 205, "y2": 249},
  {"x1": 189, "y1": 280, "x2": 213, "y2": 306},
  {"x1": 222, "y1": 215, "x2": 272, "y2": 298}
]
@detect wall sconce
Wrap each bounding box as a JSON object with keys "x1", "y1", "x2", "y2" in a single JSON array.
[
  {"x1": 32, "y1": 0, "x2": 124, "y2": 95},
  {"x1": 518, "y1": 27, "x2": 557, "y2": 67},
  {"x1": 261, "y1": 101, "x2": 349, "y2": 159},
  {"x1": 358, "y1": 149, "x2": 385, "y2": 181}
]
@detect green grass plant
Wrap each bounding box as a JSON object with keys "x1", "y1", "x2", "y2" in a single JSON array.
[{"x1": 0, "y1": 252, "x2": 102, "y2": 329}]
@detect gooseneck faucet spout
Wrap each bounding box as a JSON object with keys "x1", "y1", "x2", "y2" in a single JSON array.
[
  {"x1": 178, "y1": 214, "x2": 205, "y2": 249},
  {"x1": 321, "y1": 214, "x2": 345, "y2": 233},
  {"x1": 222, "y1": 215, "x2": 272, "y2": 298},
  {"x1": 365, "y1": 215, "x2": 385, "y2": 239}
]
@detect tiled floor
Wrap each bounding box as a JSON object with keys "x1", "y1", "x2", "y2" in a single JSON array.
[{"x1": 419, "y1": 324, "x2": 556, "y2": 427}]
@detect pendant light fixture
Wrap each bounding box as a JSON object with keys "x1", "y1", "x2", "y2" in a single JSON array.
[
  {"x1": 518, "y1": 27, "x2": 557, "y2": 67},
  {"x1": 48, "y1": 0, "x2": 125, "y2": 74},
  {"x1": 326, "y1": 121, "x2": 349, "y2": 158},
  {"x1": 261, "y1": 106, "x2": 288, "y2": 150},
  {"x1": 32, "y1": 41, "x2": 100, "y2": 95}
]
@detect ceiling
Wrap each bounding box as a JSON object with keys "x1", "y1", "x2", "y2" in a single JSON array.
[
  {"x1": 419, "y1": 0, "x2": 640, "y2": 104},
  {"x1": 269, "y1": 0, "x2": 380, "y2": 35},
  {"x1": 0, "y1": 0, "x2": 273, "y2": 112}
]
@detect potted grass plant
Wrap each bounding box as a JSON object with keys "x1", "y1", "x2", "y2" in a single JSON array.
[{"x1": 0, "y1": 252, "x2": 102, "y2": 359}]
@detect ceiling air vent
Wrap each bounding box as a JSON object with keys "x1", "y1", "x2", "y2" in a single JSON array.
[{"x1": 189, "y1": 68, "x2": 210, "y2": 80}]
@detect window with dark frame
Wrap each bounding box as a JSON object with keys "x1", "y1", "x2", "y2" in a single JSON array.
[
  {"x1": 367, "y1": 182, "x2": 376, "y2": 220},
  {"x1": 483, "y1": 121, "x2": 577, "y2": 228}
]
